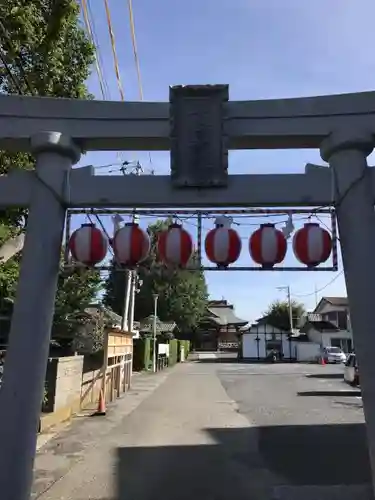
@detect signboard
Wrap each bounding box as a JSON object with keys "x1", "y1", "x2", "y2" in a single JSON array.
[
  {"x1": 170, "y1": 84, "x2": 228, "y2": 188},
  {"x1": 158, "y1": 343, "x2": 170, "y2": 357}
]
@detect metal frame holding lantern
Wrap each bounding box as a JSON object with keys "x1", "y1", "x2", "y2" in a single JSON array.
[{"x1": 65, "y1": 207, "x2": 338, "y2": 272}]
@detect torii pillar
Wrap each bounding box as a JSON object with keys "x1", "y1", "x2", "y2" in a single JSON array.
[
  {"x1": 0, "y1": 132, "x2": 80, "y2": 500},
  {"x1": 321, "y1": 130, "x2": 375, "y2": 495}
]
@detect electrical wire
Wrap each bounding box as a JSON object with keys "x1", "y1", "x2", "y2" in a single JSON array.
[
  {"x1": 80, "y1": 0, "x2": 106, "y2": 100},
  {"x1": 80, "y1": 0, "x2": 128, "y2": 171},
  {"x1": 87, "y1": 0, "x2": 111, "y2": 99},
  {"x1": 103, "y1": 0, "x2": 125, "y2": 101},
  {"x1": 126, "y1": 0, "x2": 143, "y2": 101},
  {"x1": 125, "y1": 0, "x2": 153, "y2": 166},
  {"x1": 292, "y1": 270, "x2": 344, "y2": 298}
]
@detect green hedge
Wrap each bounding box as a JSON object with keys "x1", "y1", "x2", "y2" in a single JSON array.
[
  {"x1": 133, "y1": 338, "x2": 151, "y2": 371},
  {"x1": 133, "y1": 338, "x2": 191, "y2": 371}
]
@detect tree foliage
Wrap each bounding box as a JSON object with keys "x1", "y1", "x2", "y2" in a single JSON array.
[
  {"x1": 71, "y1": 310, "x2": 105, "y2": 355},
  {"x1": 104, "y1": 220, "x2": 208, "y2": 332},
  {"x1": 0, "y1": 0, "x2": 94, "y2": 98},
  {"x1": 103, "y1": 263, "x2": 130, "y2": 319},
  {"x1": 53, "y1": 265, "x2": 102, "y2": 340},
  {"x1": 0, "y1": 0, "x2": 98, "y2": 334},
  {"x1": 264, "y1": 299, "x2": 305, "y2": 331}
]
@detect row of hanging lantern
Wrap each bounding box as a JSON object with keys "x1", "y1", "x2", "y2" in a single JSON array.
[{"x1": 68, "y1": 215, "x2": 333, "y2": 269}]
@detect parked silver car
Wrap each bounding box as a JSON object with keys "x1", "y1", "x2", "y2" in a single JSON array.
[{"x1": 323, "y1": 346, "x2": 347, "y2": 364}]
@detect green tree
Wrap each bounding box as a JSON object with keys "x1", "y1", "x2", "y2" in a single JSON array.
[
  {"x1": 264, "y1": 299, "x2": 305, "y2": 331},
  {"x1": 0, "y1": 0, "x2": 96, "y2": 321},
  {"x1": 0, "y1": 0, "x2": 94, "y2": 98},
  {"x1": 103, "y1": 220, "x2": 208, "y2": 333},
  {"x1": 103, "y1": 262, "x2": 130, "y2": 318},
  {"x1": 53, "y1": 265, "x2": 102, "y2": 340}
]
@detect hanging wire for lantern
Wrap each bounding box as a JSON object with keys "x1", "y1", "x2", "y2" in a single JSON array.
[{"x1": 64, "y1": 208, "x2": 338, "y2": 272}]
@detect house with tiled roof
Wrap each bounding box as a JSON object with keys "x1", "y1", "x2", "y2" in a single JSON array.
[
  {"x1": 195, "y1": 300, "x2": 248, "y2": 351},
  {"x1": 299, "y1": 296, "x2": 353, "y2": 352}
]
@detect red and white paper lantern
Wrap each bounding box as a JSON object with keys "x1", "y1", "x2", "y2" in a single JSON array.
[
  {"x1": 293, "y1": 222, "x2": 332, "y2": 267},
  {"x1": 68, "y1": 223, "x2": 108, "y2": 266},
  {"x1": 249, "y1": 223, "x2": 287, "y2": 268},
  {"x1": 157, "y1": 223, "x2": 193, "y2": 267},
  {"x1": 205, "y1": 216, "x2": 242, "y2": 268},
  {"x1": 112, "y1": 222, "x2": 150, "y2": 266}
]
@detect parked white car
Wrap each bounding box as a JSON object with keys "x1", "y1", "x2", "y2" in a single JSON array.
[{"x1": 323, "y1": 346, "x2": 347, "y2": 364}]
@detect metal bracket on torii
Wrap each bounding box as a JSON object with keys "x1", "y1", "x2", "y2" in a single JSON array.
[{"x1": 2, "y1": 85, "x2": 375, "y2": 500}]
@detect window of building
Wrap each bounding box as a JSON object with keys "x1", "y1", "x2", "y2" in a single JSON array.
[
  {"x1": 337, "y1": 311, "x2": 348, "y2": 330},
  {"x1": 324, "y1": 311, "x2": 337, "y2": 323},
  {"x1": 331, "y1": 337, "x2": 352, "y2": 353}
]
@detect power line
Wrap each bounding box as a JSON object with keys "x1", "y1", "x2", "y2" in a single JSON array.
[
  {"x1": 292, "y1": 270, "x2": 344, "y2": 298},
  {"x1": 103, "y1": 0, "x2": 125, "y2": 100},
  {"x1": 80, "y1": 0, "x2": 107, "y2": 100},
  {"x1": 87, "y1": 0, "x2": 111, "y2": 99},
  {"x1": 126, "y1": 0, "x2": 143, "y2": 100},
  {"x1": 125, "y1": 0, "x2": 153, "y2": 167}
]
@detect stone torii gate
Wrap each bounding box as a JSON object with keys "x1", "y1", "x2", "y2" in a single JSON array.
[{"x1": 0, "y1": 85, "x2": 375, "y2": 499}]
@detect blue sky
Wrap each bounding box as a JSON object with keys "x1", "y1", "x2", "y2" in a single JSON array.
[{"x1": 75, "y1": 0, "x2": 375, "y2": 323}]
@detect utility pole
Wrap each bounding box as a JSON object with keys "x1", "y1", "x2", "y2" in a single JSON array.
[
  {"x1": 128, "y1": 211, "x2": 139, "y2": 333},
  {"x1": 112, "y1": 214, "x2": 131, "y2": 332},
  {"x1": 277, "y1": 285, "x2": 293, "y2": 332},
  {"x1": 121, "y1": 272, "x2": 132, "y2": 331},
  {"x1": 119, "y1": 161, "x2": 143, "y2": 332},
  {"x1": 152, "y1": 294, "x2": 159, "y2": 373}
]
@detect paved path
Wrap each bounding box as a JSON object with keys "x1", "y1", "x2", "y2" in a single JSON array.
[{"x1": 32, "y1": 356, "x2": 373, "y2": 500}]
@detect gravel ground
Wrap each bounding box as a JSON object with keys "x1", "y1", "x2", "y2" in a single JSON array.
[{"x1": 31, "y1": 356, "x2": 373, "y2": 500}]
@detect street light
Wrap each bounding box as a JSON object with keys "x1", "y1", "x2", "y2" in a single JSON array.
[
  {"x1": 277, "y1": 285, "x2": 293, "y2": 332},
  {"x1": 152, "y1": 294, "x2": 159, "y2": 373}
]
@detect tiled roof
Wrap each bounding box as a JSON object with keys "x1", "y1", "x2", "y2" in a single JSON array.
[
  {"x1": 323, "y1": 297, "x2": 348, "y2": 307},
  {"x1": 139, "y1": 315, "x2": 176, "y2": 333},
  {"x1": 84, "y1": 304, "x2": 122, "y2": 326},
  {"x1": 207, "y1": 306, "x2": 248, "y2": 327}
]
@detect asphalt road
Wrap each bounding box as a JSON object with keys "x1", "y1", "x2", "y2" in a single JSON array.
[
  {"x1": 32, "y1": 354, "x2": 372, "y2": 500},
  {"x1": 215, "y1": 355, "x2": 369, "y2": 499}
]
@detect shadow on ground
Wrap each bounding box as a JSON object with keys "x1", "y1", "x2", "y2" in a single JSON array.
[
  {"x1": 115, "y1": 423, "x2": 370, "y2": 499},
  {"x1": 298, "y1": 390, "x2": 361, "y2": 397},
  {"x1": 306, "y1": 373, "x2": 344, "y2": 380}
]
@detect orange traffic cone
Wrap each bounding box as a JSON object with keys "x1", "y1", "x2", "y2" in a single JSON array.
[
  {"x1": 320, "y1": 356, "x2": 326, "y2": 366},
  {"x1": 95, "y1": 389, "x2": 106, "y2": 416}
]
